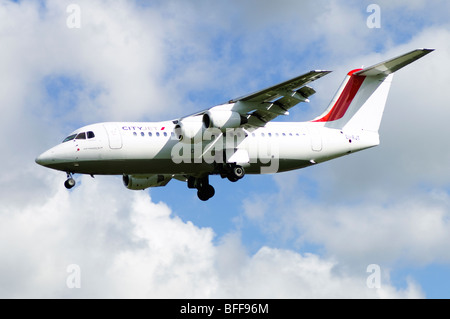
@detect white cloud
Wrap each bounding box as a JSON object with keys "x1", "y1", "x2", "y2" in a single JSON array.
[
  {"x1": 220, "y1": 246, "x2": 423, "y2": 298},
  {"x1": 0, "y1": 175, "x2": 424, "y2": 298},
  {"x1": 297, "y1": 193, "x2": 450, "y2": 265},
  {"x1": 0, "y1": 0, "x2": 179, "y2": 122}
]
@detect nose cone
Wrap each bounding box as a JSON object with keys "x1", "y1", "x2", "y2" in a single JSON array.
[{"x1": 35, "y1": 149, "x2": 55, "y2": 167}]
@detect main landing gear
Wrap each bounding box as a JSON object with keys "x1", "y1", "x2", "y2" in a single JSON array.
[
  {"x1": 223, "y1": 164, "x2": 245, "y2": 182},
  {"x1": 188, "y1": 164, "x2": 245, "y2": 201},
  {"x1": 188, "y1": 176, "x2": 215, "y2": 201},
  {"x1": 64, "y1": 173, "x2": 76, "y2": 189}
]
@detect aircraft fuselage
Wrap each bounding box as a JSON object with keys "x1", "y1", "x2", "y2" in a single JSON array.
[{"x1": 36, "y1": 121, "x2": 379, "y2": 176}]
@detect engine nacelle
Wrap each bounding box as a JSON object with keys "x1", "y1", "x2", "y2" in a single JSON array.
[
  {"x1": 123, "y1": 174, "x2": 172, "y2": 190},
  {"x1": 174, "y1": 117, "x2": 204, "y2": 143},
  {"x1": 202, "y1": 110, "x2": 247, "y2": 131}
]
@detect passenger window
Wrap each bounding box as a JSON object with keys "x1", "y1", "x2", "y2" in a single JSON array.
[
  {"x1": 87, "y1": 131, "x2": 95, "y2": 139},
  {"x1": 148, "y1": 132, "x2": 152, "y2": 137},
  {"x1": 163, "y1": 132, "x2": 167, "y2": 137},
  {"x1": 156, "y1": 132, "x2": 160, "y2": 137},
  {"x1": 141, "y1": 132, "x2": 145, "y2": 137},
  {"x1": 133, "y1": 132, "x2": 137, "y2": 136},
  {"x1": 76, "y1": 132, "x2": 86, "y2": 140}
]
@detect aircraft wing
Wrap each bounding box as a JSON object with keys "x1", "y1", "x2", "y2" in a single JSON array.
[
  {"x1": 229, "y1": 70, "x2": 331, "y2": 128},
  {"x1": 177, "y1": 70, "x2": 331, "y2": 129}
]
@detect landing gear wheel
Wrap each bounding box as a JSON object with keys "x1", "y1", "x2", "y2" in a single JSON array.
[
  {"x1": 197, "y1": 185, "x2": 215, "y2": 201},
  {"x1": 232, "y1": 166, "x2": 245, "y2": 179},
  {"x1": 64, "y1": 178, "x2": 76, "y2": 189},
  {"x1": 189, "y1": 175, "x2": 215, "y2": 201},
  {"x1": 227, "y1": 165, "x2": 245, "y2": 182},
  {"x1": 64, "y1": 172, "x2": 76, "y2": 190}
]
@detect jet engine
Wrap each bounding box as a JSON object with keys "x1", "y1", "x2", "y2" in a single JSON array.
[
  {"x1": 202, "y1": 110, "x2": 247, "y2": 131},
  {"x1": 174, "y1": 117, "x2": 204, "y2": 143},
  {"x1": 123, "y1": 174, "x2": 172, "y2": 190}
]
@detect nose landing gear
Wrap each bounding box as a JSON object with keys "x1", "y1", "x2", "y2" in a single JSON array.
[{"x1": 64, "y1": 173, "x2": 76, "y2": 189}]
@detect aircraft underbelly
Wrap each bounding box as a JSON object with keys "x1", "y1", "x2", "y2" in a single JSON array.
[
  {"x1": 55, "y1": 159, "x2": 213, "y2": 175},
  {"x1": 47, "y1": 155, "x2": 315, "y2": 176}
]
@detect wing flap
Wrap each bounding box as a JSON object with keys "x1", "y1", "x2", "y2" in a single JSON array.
[
  {"x1": 230, "y1": 70, "x2": 330, "y2": 103},
  {"x1": 229, "y1": 70, "x2": 330, "y2": 128},
  {"x1": 239, "y1": 85, "x2": 320, "y2": 128}
]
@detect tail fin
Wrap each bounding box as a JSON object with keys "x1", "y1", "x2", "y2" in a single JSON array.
[{"x1": 312, "y1": 49, "x2": 434, "y2": 132}]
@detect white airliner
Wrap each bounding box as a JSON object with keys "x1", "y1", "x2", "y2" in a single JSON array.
[{"x1": 36, "y1": 49, "x2": 433, "y2": 201}]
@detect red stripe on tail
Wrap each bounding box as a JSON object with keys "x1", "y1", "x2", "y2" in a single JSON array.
[{"x1": 313, "y1": 69, "x2": 365, "y2": 123}]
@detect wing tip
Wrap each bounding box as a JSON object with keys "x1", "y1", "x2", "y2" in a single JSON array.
[
  {"x1": 312, "y1": 69, "x2": 333, "y2": 74},
  {"x1": 418, "y1": 48, "x2": 435, "y2": 52}
]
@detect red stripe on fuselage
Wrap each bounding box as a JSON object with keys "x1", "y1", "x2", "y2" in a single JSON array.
[{"x1": 313, "y1": 69, "x2": 365, "y2": 123}]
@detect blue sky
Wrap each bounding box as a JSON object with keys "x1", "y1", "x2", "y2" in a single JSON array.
[{"x1": 2, "y1": 0, "x2": 450, "y2": 298}]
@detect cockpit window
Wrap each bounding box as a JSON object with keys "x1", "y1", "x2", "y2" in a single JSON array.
[
  {"x1": 62, "y1": 131, "x2": 95, "y2": 143},
  {"x1": 76, "y1": 132, "x2": 86, "y2": 140},
  {"x1": 62, "y1": 134, "x2": 77, "y2": 143}
]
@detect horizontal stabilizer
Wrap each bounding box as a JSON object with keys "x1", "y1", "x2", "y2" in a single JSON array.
[{"x1": 355, "y1": 48, "x2": 434, "y2": 77}]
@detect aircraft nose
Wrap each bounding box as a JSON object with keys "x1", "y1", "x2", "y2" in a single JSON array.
[{"x1": 35, "y1": 150, "x2": 54, "y2": 167}]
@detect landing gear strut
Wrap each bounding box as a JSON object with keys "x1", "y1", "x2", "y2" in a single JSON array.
[{"x1": 64, "y1": 173, "x2": 76, "y2": 189}]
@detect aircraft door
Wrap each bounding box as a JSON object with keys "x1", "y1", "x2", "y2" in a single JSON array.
[
  {"x1": 103, "y1": 123, "x2": 123, "y2": 149},
  {"x1": 309, "y1": 126, "x2": 322, "y2": 152}
]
